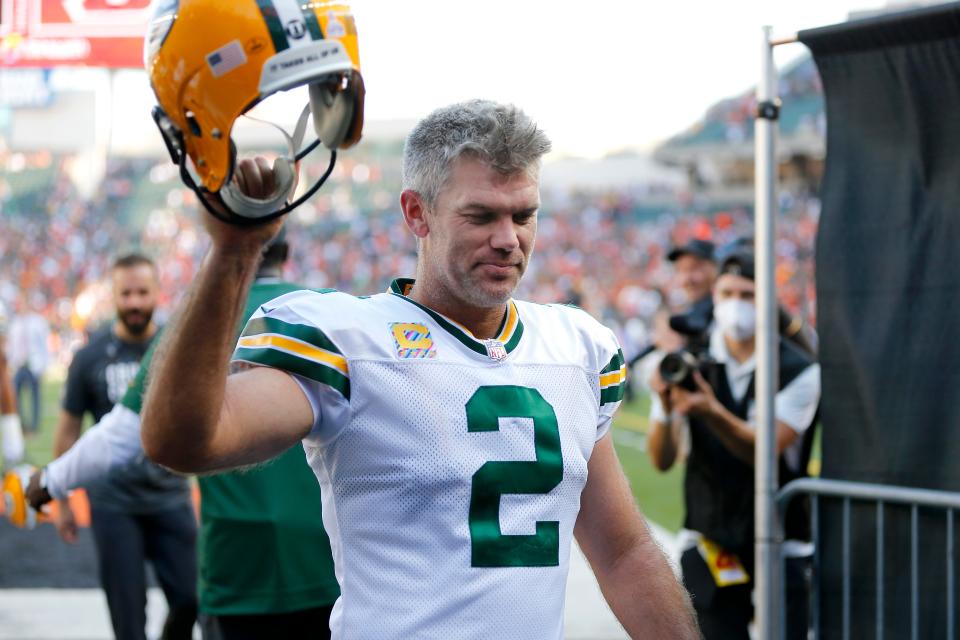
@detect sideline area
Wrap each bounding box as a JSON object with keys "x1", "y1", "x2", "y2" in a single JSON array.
[
  {"x1": 1, "y1": 386, "x2": 682, "y2": 639},
  {"x1": 0, "y1": 526, "x2": 680, "y2": 640}
]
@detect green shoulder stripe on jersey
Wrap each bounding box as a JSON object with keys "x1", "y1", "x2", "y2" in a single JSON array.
[
  {"x1": 601, "y1": 349, "x2": 625, "y2": 374},
  {"x1": 233, "y1": 346, "x2": 350, "y2": 400},
  {"x1": 256, "y1": 0, "x2": 289, "y2": 52},
  {"x1": 599, "y1": 349, "x2": 626, "y2": 406},
  {"x1": 600, "y1": 383, "x2": 625, "y2": 406},
  {"x1": 242, "y1": 316, "x2": 343, "y2": 356},
  {"x1": 301, "y1": 5, "x2": 324, "y2": 40}
]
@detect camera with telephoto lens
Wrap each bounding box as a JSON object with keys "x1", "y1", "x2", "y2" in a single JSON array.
[
  {"x1": 660, "y1": 297, "x2": 720, "y2": 392},
  {"x1": 659, "y1": 350, "x2": 710, "y2": 392}
]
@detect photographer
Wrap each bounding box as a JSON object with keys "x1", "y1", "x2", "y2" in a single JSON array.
[
  {"x1": 667, "y1": 237, "x2": 817, "y2": 358},
  {"x1": 648, "y1": 251, "x2": 821, "y2": 640},
  {"x1": 666, "y1": 239, "x2": 717, "y2": 346}
]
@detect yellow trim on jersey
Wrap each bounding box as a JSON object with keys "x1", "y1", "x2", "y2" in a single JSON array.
[
  {"x1": 496, "y1": 301, "x2": 519, "y2": 343},
  {"x1": 237, "y1": 334, "x2": 349, "y2": 375},
  {"x1": 423, "y1": 299, "x2": 518, "y2": 342},
  {"x1": 599, "y1": 365, "x2": 627, "y2": 389}
]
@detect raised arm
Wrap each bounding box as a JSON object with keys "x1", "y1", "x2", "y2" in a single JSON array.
[
  {"x1": 141, "y1": 159, "x2": 314, "y2": 473},
  {"x1": 575, "y1": 435, "x2": 700, "y2": 639}
]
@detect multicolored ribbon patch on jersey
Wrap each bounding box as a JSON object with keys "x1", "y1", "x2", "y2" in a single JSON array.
[{"x1": 391, "y1": 323, "x2": 437, "y2": 359}]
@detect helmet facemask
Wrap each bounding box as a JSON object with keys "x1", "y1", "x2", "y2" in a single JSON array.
[{"x1": 146, "y1": 1, "x2": 364, "y2": 226}]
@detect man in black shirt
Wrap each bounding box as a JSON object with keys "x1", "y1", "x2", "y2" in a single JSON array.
[{"x1": 54, "y1": 254, "x2": 197, "y2": 640}]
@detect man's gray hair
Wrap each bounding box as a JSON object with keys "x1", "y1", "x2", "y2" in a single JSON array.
[{"x1": 401, "y1": 99, "x2": 552, "y2": 206}]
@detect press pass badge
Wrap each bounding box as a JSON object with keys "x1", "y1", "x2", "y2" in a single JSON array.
[
  {"x1": 697, "y1": 537, "x2": 750, "y2": 587},
  {"x1": 483, "y1": 339, "x2": 507, "y2": 362}
]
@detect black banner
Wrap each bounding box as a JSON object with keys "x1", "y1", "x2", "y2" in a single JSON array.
[{"x1": 800, "y1": 3, "x2": 960, "y2": 637}]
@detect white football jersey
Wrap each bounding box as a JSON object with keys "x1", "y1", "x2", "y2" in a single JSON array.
[{"x1": 232, "y1": 279, "x2": 626, "y2": 639}]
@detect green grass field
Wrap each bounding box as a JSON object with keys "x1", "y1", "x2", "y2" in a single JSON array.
[{"x1": 19, "y1": 377, "x2": 687, "y2": 532}]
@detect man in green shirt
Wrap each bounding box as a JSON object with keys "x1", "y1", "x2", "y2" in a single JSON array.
[{"x1": 27, "y1": 233, "x2": 340, "y2": 639}]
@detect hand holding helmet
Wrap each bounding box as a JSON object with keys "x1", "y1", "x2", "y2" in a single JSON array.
[
  {"x1": 145, "y1": 0, "x2": 364, "y2": 225},
  {"x1": 2, "y1": 466, "x2": 47, "y2": 529},
  {"x1": 200, "y1": 157, "x2": 288, "y2": 254}
]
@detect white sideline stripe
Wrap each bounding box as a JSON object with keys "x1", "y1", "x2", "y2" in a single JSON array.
[{"x1": 0, "y1": 588, "x2": 199, "y2": 640}]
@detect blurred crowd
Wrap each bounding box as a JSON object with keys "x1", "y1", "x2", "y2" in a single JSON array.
[{"x1": 0, "y1": 150, "x2": 819, "y2": 373}]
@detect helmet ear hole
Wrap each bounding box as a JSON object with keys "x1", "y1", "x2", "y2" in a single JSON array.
[{"x1": 185, "y1": 110, "x2": 203, "y2": 137}]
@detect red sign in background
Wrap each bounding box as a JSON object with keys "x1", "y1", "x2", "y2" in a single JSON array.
[{"x1": 1, "y1": 0, "x2": 149, "y2": 68}]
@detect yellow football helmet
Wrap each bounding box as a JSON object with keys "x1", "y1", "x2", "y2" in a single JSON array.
[
  {"x1": 145, "y1": 0, "x2": 364, "y2": 223},
  {"x1": 2, "y1": 466, "x2": 39, "y2": 529}
]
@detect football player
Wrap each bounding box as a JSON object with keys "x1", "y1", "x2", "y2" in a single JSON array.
[
  {"x1": 141, "y1": 1, "x2": 698, "y2": 637},
  {"x1": 142, "y1": 102, "x2": 699, "y2": 638}
]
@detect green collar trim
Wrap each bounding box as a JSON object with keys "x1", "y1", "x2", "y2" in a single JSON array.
[{"x1": 387, "y1": 278, "x2": 524, "y2": 357}]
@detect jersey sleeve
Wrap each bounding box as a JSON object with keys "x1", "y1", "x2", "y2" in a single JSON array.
[
  {"x1": 597, "y1": 345, "x2": 627, "y2": 440},
  {"x1": 231, "y1": 295, "x2": 351, "y2": 443},
  {"x1": 45, "y1": 404, "x2": 143, "y2": 500}
]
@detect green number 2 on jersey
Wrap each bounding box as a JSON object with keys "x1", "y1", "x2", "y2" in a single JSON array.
[{"x1": 466, "y1": 386, "x2": 563, "y2": 567}]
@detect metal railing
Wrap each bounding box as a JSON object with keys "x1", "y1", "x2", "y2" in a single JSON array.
[{"x1": 777, "y1": 478, "x2": 960, "y2": 640}]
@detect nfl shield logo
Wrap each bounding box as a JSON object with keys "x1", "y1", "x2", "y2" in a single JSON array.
[{"x1": 483, "y1": 339, "x2": 507, "y2": 362}]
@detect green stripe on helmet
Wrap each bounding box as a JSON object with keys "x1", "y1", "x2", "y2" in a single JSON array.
[
  {"x1": 301, "y1": 5, "x2": 324, "y2": 40},
  {"x1": 255, "y1": 0, "x2": 290, "y2": 52}
]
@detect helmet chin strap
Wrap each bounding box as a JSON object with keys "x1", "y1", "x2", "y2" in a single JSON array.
[{"x1": 186, "y1": 104, "x2": 338, "y2": 226}]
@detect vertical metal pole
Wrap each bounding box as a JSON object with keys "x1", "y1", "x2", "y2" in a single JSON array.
[
  {"x1": 911, "y1": 505, "x2": 919, "y2": 640},
  {"x1": 843, "y1": 498, "x2": 851, "y2": 640},
  {"x1": 755, "y1": 24, "x2": 782, "y2": 640},
  {"x1": 813, "y1": 495, "x2": 821, "y2": 640},
  {"x1": 877, "y1": 502, "x2": 884, "y2": 640},
  {"x1": 948, "y1": 508, "x2": 954, "y2": 640}
]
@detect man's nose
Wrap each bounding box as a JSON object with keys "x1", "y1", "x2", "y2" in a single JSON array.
[{"x1": 490, "y1": 217, "x2": 520, "y2": 252}]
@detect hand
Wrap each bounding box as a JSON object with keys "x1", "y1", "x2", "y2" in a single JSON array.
[
  {"x1": 648, "y1": 367, "x2": 672, "y2": 415},
  {"x1": 200, "y1": 157, "x2": 286, "y2": 255},
  {"x1": 25, "y1": 469, "x2": 52, "y2": 511},
  {"x1": 668, "y1": 370, "x2": 718, "y2": 418},
  {"x1": 53, "y1": 500, "x2": 78, "y2": 544}
]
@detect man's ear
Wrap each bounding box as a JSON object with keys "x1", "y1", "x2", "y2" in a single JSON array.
[{"x1": 400, "y1": 190, "x2": 430, "y2": 238}]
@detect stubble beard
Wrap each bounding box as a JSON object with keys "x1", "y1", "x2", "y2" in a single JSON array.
[{"x1": 451, "y1": 261, "x2": 524, "y2": 310}]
